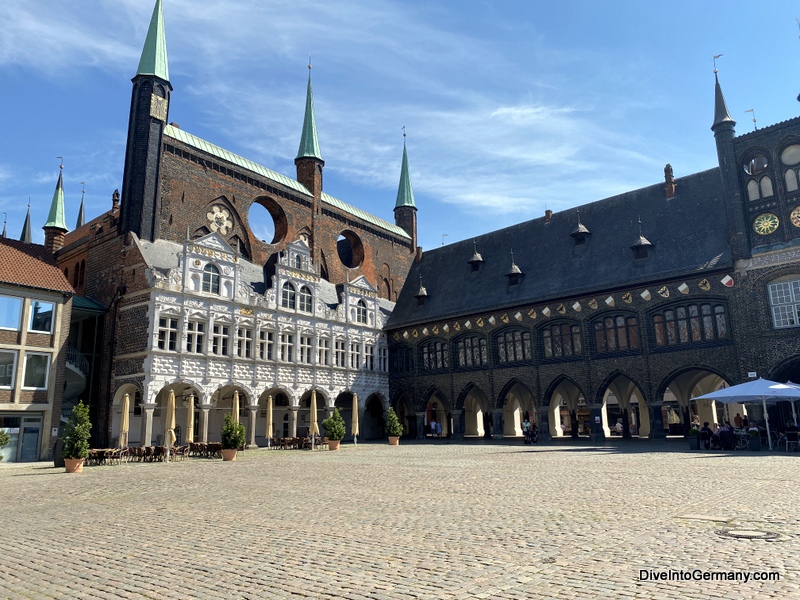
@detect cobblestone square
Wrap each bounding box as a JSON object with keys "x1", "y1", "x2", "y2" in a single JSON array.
[{"x1": 1, "y1": 441, "x2": 797, "y2": 599}]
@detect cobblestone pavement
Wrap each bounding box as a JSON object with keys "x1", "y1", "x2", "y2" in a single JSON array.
[{"x1": 1, "y1": 440, "x2": 798, "y2": 600}]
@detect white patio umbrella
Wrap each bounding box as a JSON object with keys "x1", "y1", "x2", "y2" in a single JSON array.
[
  {"x1": 232, "y1": 390, "x2": 240, "y2": 425},
  {"x1": 186, "y1": 394, "x2": 195, "y2": 444},
  {"x1": 119, "y1": 393, "x2": 130, "y2": 449},
  {"x1": 265, "y1": 394, "x2": 273, "y2": 448},
  {"x1": 351, "y1": 392, "x2": 359, "y2": 445},
  {"x1": 694, "y1": 379, "x2": 800, "y2": 450}
]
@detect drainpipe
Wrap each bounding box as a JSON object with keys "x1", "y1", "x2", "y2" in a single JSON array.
[{"x1": 102, "y1": 284, "x2": 126, "y2": 447}]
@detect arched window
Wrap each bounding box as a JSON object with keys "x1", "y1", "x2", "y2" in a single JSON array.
[
  {"x1": 355, "y1": 299, "x2": 367, "y2": 324},
  {"x1": 73, "y1": 262, "x2": 80, "y2": 288},
  {"x1": 454, "y1": 335, "x2": 488, "y2": 369},
  {"x1": 495, "y1": 329, "x2": 532, "y2": 364},
  {"x1": 781, "y1": 144, "x2": 800, "y2": 193},
  {"x1": 298, "y1": 286, "x2": 312, "y2": 313},
  {"x1": 542, "y1": 323, "x2": 582, "y2": 359},
  {"x1": 390, "y1": 345, "x2": 414, "y2": 373},
  {"x1": 281, "y1": 282, "x2": 296, "y2": 309},
  {"x1": 419, "y1": 340, "x2": 449, "y2": 371},
  {"x1": 294, "y1": 254, "x2": 302, "y2": 269},
  {"x1": 79, "y1": 260, "x2": 85, "y2": 287},
  {"x1": 743, "y1": 154, "x2": 774, "y2": 201},
  {"x1": 652, "y1": 303, "x2": 729, "y2": 346},
  {"x1": 593, "y1": 315, "x2": 639, "y2": 353},
  {"x1": 202, "y1": 264, "x2": 220, "y2": 294}
]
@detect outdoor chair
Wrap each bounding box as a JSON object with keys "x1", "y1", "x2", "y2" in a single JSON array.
[{"x1": 785, "y1": 431, "x2": 799, "y2": 452}]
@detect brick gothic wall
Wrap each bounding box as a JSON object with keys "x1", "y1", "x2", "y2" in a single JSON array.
[
  {"x1": 157, "y1": 139, "x2": 415, "y2": 298},
  {"x1": 388, "y1": 273, "x2": 742, "y2": 412}
]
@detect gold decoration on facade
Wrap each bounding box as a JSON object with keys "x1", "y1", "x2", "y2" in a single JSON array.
[
  {"x1": 412, "y1": 329, "x2": 419, "y2": 338},
  {"x1": 588, "y1": 299, "x2": 598, "y2": 310},
  {"x1": 432, "y1": 325, "x2": 439, "y2": 335},
  {"x1": 657, "y1": 286, "x2": 669, "y2": 298},
  {"x1": 453, "y1": 322, "x2": 461, "y2": 331},
  {"x1": 193, "y1": 259, "x2": 201, "y2": 267},
  {"x1": 239, "y1": 308, "x2": 254, "y2": 316},
  {"x1": 392, "y1": 333, "x2": 400, "y2": 341},
  {"x1": 622, "y1": 293, "x2": 632, "y2": 303},
  {"x1": 698, "y1": 279, "x2": 711, "y2": 291},
  {"x1": 556, "y1": 304, "x2": 566, "y2": 314},
  {"x1": 528, "y1": 309, "x2": 537, "y2": 319},
  {"x1": 501, "y1": 314, "x2": 509, "y2": 323}
]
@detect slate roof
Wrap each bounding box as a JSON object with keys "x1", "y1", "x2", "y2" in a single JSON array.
[
  {"x1": 0, "y1": 237, "x2": 74, "y2": 294},
  {"x1": 387, "y1": 167, "x2": 731, "y2": 329}
]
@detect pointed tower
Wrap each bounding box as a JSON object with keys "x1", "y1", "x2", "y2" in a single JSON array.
[
  {"x1": 1, "y1": 213, "x2": 6, "y2": 238},
  {"x1": 20, "y1": 203, "x2": 31, "y2": 244},
  {"x1": 119, "y1": 0, "x2": 171, "y2": 242},
  {"x1": 76, "y1": 183, "x2": 85, "y2": 229},
  {"x1": 393, "y1": 134, "x2": 418, "y2": 250},
  {"x1": 295, "y1": 65, "x2": 324, "y2": 201},
  {"x1": 43, "y1": 166, "x2": 69, "y2": 252},
  {"x1": 711, "y1": 69, "x2": 749, "y2": 259}
]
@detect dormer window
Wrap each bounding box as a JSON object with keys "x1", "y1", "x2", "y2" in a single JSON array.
[
  {"x1": 281, "y1": 282, "x2": 296, "y2": 309},
  {"x1": 570, "y1": 211, "x2": 590, "y2": 246},
  {"x1": 468, "y1": 241, "x2": 484, "y2": 272},
  {"x1": 506, "y1": 250, "x2": 522, "y2": 285},
  {"x1": 202, "y1": 264, "x2": 220, "y2": 294},
  {"x1": 630, "y1": 219, "x2": 653, "y2": 260},
  {"x1": 415, "y1": 276, "x2": 428, "y2": 306}
]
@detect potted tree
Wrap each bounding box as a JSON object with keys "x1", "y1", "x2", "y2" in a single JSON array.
[
  {"x1": 0, "y1": 429, "x2": 10, "y2": 462},
  {"x1": 322, "y1": 409, "x2": 346, "y2": 451},
  {"x1": 220, "y1": 414, "x2": 246, "y2": 461},
  {"x1": 385, "y1": 407, "x2": 404, "y2": 445},
  {"x1": 748, "y1": 428, "x2": 762, "y2": 451},
  {"x1": 63, "y1": 400, "x2": 91, "y2": 473},
  {"x1": 687, "y1": 427, "x2": 699, "y2": 450}
]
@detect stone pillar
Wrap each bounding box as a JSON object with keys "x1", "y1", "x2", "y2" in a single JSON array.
[
  {"x1": 199, "y1": 404, "x2": 212, "y2": 443},
  {"x1": 588, "y1": 405, "x2": 605, "y2": 443},
  {"x1": 141, "y1": 404, "x2": 156, "y2": 446},
  {"x1": 415, "y1": 413, "x2": 426, "y2": 440},
  {"x1": 450, "y1": 410, "x2": 463, "y2": 439},
  {"x1": 492, "y1": 409, "x2": 504, "y2": 439},
  {"x1": 538, "y1": 407, "x2": 550, "y2": 442},
  {"x1": 247, "y1": 405, "x2": 258, "y2": 449},
  {"x1": 290, "y1": 407, "x2": 298, "y2": 437},
  {"x1": 649, "y1": 405, "x2": 666, "y2": 439}
]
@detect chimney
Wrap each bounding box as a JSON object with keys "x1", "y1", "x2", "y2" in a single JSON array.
[
  {"x1": 664, "y1": 163, "x2": 676, "y2": 198},
  {"x1": 545, "y1": 209, "x2": 553, "y2": 223},
  {"x1": 415, "y1": 246, "x2": 423, "y2": 262}
]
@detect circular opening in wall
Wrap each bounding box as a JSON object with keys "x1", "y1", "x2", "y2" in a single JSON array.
[
  {"x1": 248, "y1": 197, "x2": 287, "y2": 245},
  {"x1": 337, "y1": 230, "x2": 364, "y2": 268}
]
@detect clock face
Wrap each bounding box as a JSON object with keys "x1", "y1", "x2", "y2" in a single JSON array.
[
  {"x1": 791, "y1": 206, "x2": 800, "y2": 228},
  {"x1": 753, "y1": 212, "x2": 780, "y2": 236}
]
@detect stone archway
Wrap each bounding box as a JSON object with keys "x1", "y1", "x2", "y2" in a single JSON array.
[
  {"x1": 497, "y1": 380, "x2": 536, "y2": 438},
  {"x1": 598, "y1": 373, "x2": 649, "y2": 439},
  {"x1": 424, "y1": 388, "x2": 451, "y2": 438},
  {"x1": 458, "y1": 384, "x2": 490, "y2": 438},
  {"x1": 545, "y1": 378, "x2": 585, "y2": 438},
  {"x1": 392, "y1": 394, "x2": 416, "y2": 439},
  {"x1": 299, "y1": 389, "x2": 329, "y2": 438},
  {"x1": 257, "y1": 388, "x2": 293, "y2": 444},
  {"x1": 362, "y1": 394, "x2": 386, "y2": 440},
  {"x1": 207, "y1": 386, "x2": 250, "y2": 443},
  {"x1": 657, "y1": 369, "x2": 730, "y2": 438}
]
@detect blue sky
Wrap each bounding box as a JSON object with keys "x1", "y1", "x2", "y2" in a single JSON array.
[{"x1": 0, "y1": 0, "x2": 798, "y2": 249}]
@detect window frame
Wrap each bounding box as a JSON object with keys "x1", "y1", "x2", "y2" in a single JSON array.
[
  {"x1": 28, "y1": 300, "x2": 55, "y2": 334},
  {"x1": 21, "y1": 351, "x2": 50, "y2": 390},
  {"x1": 419, "y1": 339, "x2": 450, "y2": 372},
  {"x1": 0, "y1": 349, "x2": 18, "y2": 389},
  {"x1": 494, "y1": 328, "x2": 533, "y2": 365},
  {"x1": 541, "y1": 322, "x2": 583, "y2": 360},
  {"x1": 0, "y1": 295, "x2": 22, "y2": 331},
  {"x1": 767, "y1": 279, "x2": 800, "y2": 329},
  {"x1": 211, "y1": 323, "x2": 230, "y2": 356},
  {"x1": 186, "y1": 320, "x2": 206, "y2": 354},
  {"x1": 281, "y1": 282, "x2": 297, "y2": 310},
  {"x1": 355, "y1": 299, "x2": 367, "y2": 324},
  {"x1": 202, "y1": 263, "x2": 221, "y2": 294},
  {"x1": 236, "y1": 326, "x2": 253, "y2": 359},
  {"x1": 651, "y1": 301, "x2": 731, "y2": 347},
  {"x1": 453, "y1": 335, "x2": 489, "y2": 370},
  {"x1": 157, "y1": 316, "x2": 179, "y2": 351},
  {"x1": 298, "y1": 286, "x2": 313, "y2": 313}
]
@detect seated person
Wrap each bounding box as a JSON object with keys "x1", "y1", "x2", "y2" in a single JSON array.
[
  {"x1": 734, "y1": 413, "x2": 743, "y2": 428},
  {"x1": 700, "y1": 422, "x2": 714, "y2": 449}
]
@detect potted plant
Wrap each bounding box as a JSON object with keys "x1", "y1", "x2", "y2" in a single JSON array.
[
  {"x1": 385, "y1": 407, "x2": 404, "y2": 445},
  {"x1": 748, "y1": 428, "x2": 762, "y2": 451},
  {"x1": 63, "y1": 400, "x2": 91, "y2": 473},
  {"x1": 0, "y1": 429, "x2": 10, "y2": 462},
  {"x1": 687, "y1": 427, "x2": 699, "y2": 450},
  {"x1": 322, "y1": 408, "x2": 346, "y2": 451},
  {"x1": 220, "y1": 414, "x2": 246, "y2": 461}
]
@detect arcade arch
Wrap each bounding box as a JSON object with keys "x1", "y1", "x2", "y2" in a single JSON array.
[{"x1": 497, "y1": 380, "x2": 536, "y2": 437}]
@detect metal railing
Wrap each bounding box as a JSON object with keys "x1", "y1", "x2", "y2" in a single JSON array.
[{"x1": 66, "y1": 344, "x2": 89, "y2": 378}]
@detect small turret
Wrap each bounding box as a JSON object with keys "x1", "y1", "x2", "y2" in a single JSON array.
[
  {"x1": 393, "y1": 134, "x2": 418, "y2": 250},
  {"x1": 20, "y1": 203, "x2": 31, "y2": 244},
  {"x1": 44, "y1": 165, "x2": 68, "y2": 252}
]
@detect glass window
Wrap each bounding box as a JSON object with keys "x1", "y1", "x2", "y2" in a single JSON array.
[
  {"x1": 212, "y1": 324, "x2": 229, "y2": 356},
  {"x1": 28, "y1": 300, "x2": 54, "y2": 333},
  {"x1": 202, "y1": 264, "x2": 220, "y2": 294},
  {"x1": 379, "y1": 347, "x2": 388, "y2": 371},
  {"x1": 157, "y1": 317, "x2": 178, "y2": 351},
  {"x1": 236, "y1": 327, "x2": 253, "y2": 359},
  {"x1": 0, "y1": 295, "x2": 21, "y2": 330},
  {"x1": 594, "y1": 315, "x2": 639, "y2": 353},
  {"x1": 299, "y1": 336, "x2": 312, "y2": 364},
  {"x1": 390, "y1": 346, "x2": 413, "y2": 373},
  {"x1": 420, "y1": 341, "x2": 449, "y2": 371},
  {"x1": 22, "y1": 353, "x2": 50, "y2": 389},
  {"x1": 495, "y1": 330, "x2": 531, "y2": 364},
  {"x1": 768, "y1": 279, "x2": 800, "y2": 329},
  {"x1": 299, "y1": 286, "x2": 313, "y2": 313},
  {"x1": 455, "y1": 336, "x2": 489, "y2": 369},
  {"x1": 355, "y1": 300, "x2": 367, "y2": 324},
  {"x1": 281, "y1": 282, "x2": 296, "y2": 310},
  {"x1": 0, "y1": 350, "x2": 17, "y2": 387},
  {"x1": 186, "y1": 321, "x2": 206, "y2": 353},
  {"x1": 334, "y1": 340, "x2": 347, "y2": 367},
  {"x1": 317, "y1": 338, "x2": 330, "y2": 366},
  {"x1": 280, "y1": 333, "x2": 294, "y2": 362},
  {"x1": 294, "y1": 254, "x2": 302, "y2": 269},
  {"x1": 652, "y1": 304, "x2": 729, "y2": 345},
  {"x1": 259, "y1": 330, "x2": 274, "y2": 361}
]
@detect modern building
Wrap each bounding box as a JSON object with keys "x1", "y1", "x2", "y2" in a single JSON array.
[
  {"x1": 46, "y1": 0, "x2": 417, "y2": 447},
  {"x1": 0, "y1": 233, "x2": 73, "y2": 461},
  {"x1": 386, "y1": 71, "x2": 800, "y2": 441}
]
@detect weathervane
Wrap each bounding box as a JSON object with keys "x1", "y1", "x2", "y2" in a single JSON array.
[
  {"x1": 712, "y1": 53, "x2": 723, "y2": 73},
  {"x1": 745, "y1": 108, "x2": 757, "y2": 131},
  {"x1": 57, "y1": 156, "x2": 64, "y2": 169},
  {"x1": 441, "y1": 233, "x2": 448, "y2": 246}
]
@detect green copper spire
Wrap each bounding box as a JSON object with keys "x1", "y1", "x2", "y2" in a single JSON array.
[
  {"x1": 395, "y1": 138, "x2": 416, "y2": 209},
  {"x1": 136, "y1": 0, "x2": 169, "y2": 82},
  {"x1": 296, "y1": 67, "x2": 322, "y2": 160},
  {"x1": 20, "y1": 203, "x2": 31, "y2": 244},
  {"x1": 45, "y1": 167, "x2": 68, "y2": 231}
]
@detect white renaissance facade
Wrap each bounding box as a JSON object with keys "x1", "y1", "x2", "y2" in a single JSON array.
[{"x1": 112, "y1": 233, "x2": 391, "y2": 447}]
